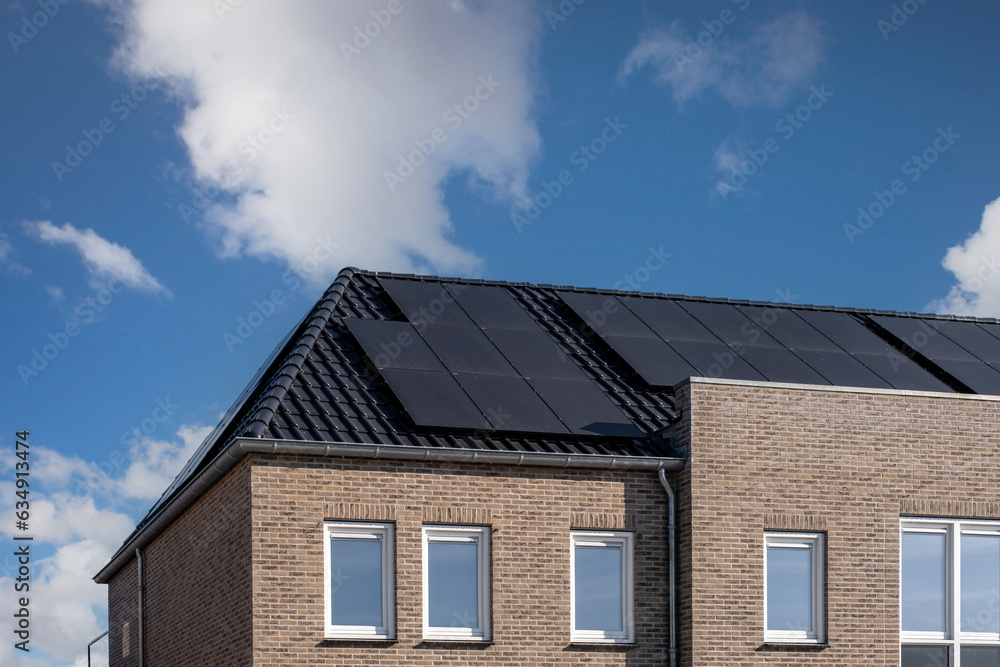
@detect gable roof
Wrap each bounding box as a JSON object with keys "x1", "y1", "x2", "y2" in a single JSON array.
[{"x1": 97, "y1": 267, "x2": 1000, "y2": 583}]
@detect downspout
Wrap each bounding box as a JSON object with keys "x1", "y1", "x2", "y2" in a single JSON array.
[
  {"x1": 657, "y1": 468, "x2": 677, "y2": 667},
  {"x1": 136, "y1": 548, "x2": 145, "y2": 667}
]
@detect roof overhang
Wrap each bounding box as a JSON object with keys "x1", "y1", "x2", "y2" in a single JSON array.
[{"x1": 94, "y1": 437, "x2": 687, "y2": 584}]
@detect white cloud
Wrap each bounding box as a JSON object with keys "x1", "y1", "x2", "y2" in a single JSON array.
[
  {"x1": 0, "y1": 424, "x2": 210, "y2": 666},
  {"x1": 929, "y1": 197, "x2": 1000, "y2": 317},
  {"x1": 620, "y1": 11, "x2": 823, "y2": 109},
  {"x1": 46, "y1": 285, "x2": 66, "y2": 302},
  {"x1": 98, "y1": 0, "x2": 543, "y2": 283},
  {"x1": 118, "y1": 424, "x2": 211, "y2": 501},
  {"x1": 0, "y1": 231, "x2": 31, "y2": 276},
  {"x1": 27, "y1": 221, "x2": 170, "y2": 296}
]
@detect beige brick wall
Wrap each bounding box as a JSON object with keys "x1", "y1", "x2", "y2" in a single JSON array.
[
  {"x1": 107, "y1": 457, "x2": 253, "y2": 667},
  {"x1": 682, "y1": 379, "x2": 1000, "y2": 666},
  {"x1": 250, "y1": 457, "x2": 672, "y2": 666}
]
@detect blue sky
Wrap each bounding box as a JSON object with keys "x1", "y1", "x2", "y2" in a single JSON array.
[{"x1": 2, "y1": 1, "x2": 999, "y2": 664}]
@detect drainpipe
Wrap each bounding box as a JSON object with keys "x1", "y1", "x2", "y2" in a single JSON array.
[
  {"x1": 657, "y1": 468, "x2": 677, "y2": 667},
  {"x1": 136, "y1": 548, "x2": 145, "y2": 667}
]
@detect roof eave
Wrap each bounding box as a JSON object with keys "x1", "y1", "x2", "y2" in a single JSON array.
[{"x1": 93, "y1": 436, "x2": 686, "y2": 584}]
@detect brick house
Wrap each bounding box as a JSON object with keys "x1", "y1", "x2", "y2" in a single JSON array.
[{"x1": 96, "y1": 268, "x2": 1000, "y2": 666}]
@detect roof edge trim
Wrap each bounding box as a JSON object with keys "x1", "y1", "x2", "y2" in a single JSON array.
[
  {"x1": 684, "y1": 376, "x2": 1000, "y2": 401},
  {"x1": 94, "y1": 437, "x2": 686, "y2": 584}
]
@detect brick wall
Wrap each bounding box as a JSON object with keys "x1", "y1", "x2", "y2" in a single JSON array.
[
  {"x1": 107, "y1": 457, "x2": 253, "y2": 667},
  {"x1": 250, "y1": 457, "x2": 673, "y2": 666},
  {"x1": 682, "y1": 379, "x2": 1000, "y2": 666}
]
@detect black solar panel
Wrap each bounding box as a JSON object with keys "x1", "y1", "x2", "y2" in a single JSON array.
[
  {"x1": 928, "y1": 359, "x2": 1000, "y2": 395},
  {"x1": 795, "y1": 311, "x2": 894, "y2": 355},
  {"x1": 791, "y1": 349, "x2": 893, "y2": 389},
  {"x1": 419, "y1": 325, "x2": 518, "y2": 376},
  {"x1": 871, "y1": 316, "x2": 976, "y2": 361},
  {"x1": 345, "y1": 319, "x2": 445, "y2": 371},
  {"x1": 975, "y1": 322, "x2": 1000, "y2": 345},
  {"x1": 737, "y1": 306, "x2": 841, "y2": 352},
  {"x1": 668, "y1": 340, "x2": 767, "y2": 382},
  {"x1": 527, "y1": 378, "x2": 642, "y2": 437},
  {"x1": 378, "y1": 369, "x2": 490, "y2": 430},
  {"x1": 557, "y1": 291, "x2": 657, "y2": 338},
  {"x1": 851, "y1": 352, "x2": 954, "y2": 393},
  {"x1": 484, "y1": 329, "x2": 588, "y2": 381},
  {"x1": 603, "y1": 335, "x2": 698, "y2": 388},
  {"x1": 380, "y1": 278, "x2": 475, "y2": 327},
  {"x1": 620, "y1": 298, "x2": 719, "y2": 342},
  {"x1": 934, "y1": 321, "x2": 1000, "y2": 364},
  {"x1": 736, "y1": 346, "x2": 830, "y2": 385},
  {"x1": 443, "y1": 284, "x2": 540, "y2": 330},
  {"x1": 679, "y1": 301, "x2": 783, "y2": 348},
  {"x1": 456, "y1": 374, "x2": 569, "y2": 433}
]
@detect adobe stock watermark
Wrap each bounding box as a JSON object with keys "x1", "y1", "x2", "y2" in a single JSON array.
[
  {"x1": 878, "y1": 0, "x2": 930, "y2": 41},
  {"x1": 671, "y1": 0, "x2": 753, "y2": 73},
  {"x1": 177, "y1": 107, "x2": 295, "y2": 224},
  {"x1": 222, "y1": 235, "x2": 340, "y2": 353},
  {"x1": 384, "y1": 75, "x2": 502, "y2": 192},
  {"x1": 511, "y1": 116, "x2": 628, "y2": 233},
  {"x1": 212, "y1": 0, "x2": 246, "y2": 21},
  {"x1": 72, "y1": 397, "x2": 179, "y2": 499},
  {"x1": 546, "y1": 0, "x2": 588, "y2": 31},
  {"x1": 51, "y1": 74, "x2": 164, "y2": 182},
  {"x1": 843, "y1": 126, "x2": 959, "y2": 244},
  {"x1": 7, "y1": 0, "x2": 69, "y2": 54},
  {"x1": 712, "y1": 84, "x2": 834, "y2": 202},
  {"x1": 16, "y1": 278, "x2": 127, "y2": 385},
  {"x1": 340, "y1": 0, "x2": 412, "y2": 62}
]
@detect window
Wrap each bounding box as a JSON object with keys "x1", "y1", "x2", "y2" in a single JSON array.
[
  {"x1": 422, "y1": 525, "x2": 491, "y2": 641},
  {"x1": 323, "y1": 522, "x2": 394, "y2": 639},
  {"x1": 764, "y1": 532, "x2": 825, "y2": 644},
  {"x1": 570, "y1": 531, "x2": 635, "y2": 643},
  {"x1": 901, "y1": 519, "x2": 1000, "y2": 667}
]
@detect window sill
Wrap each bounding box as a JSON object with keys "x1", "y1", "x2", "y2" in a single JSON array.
[
  {"x1": 758, "y1": 641, "x2": 829, "y2": 651},
  {"x1": 566, "y1": 641, "x2": 637, "y2": 651},
  {"x1": 416, "y1": 639, "x2": 494, "y2": 649}
]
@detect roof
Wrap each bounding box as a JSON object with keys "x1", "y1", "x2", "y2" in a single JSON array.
[{"x1": 99, "y1": 267, "x2": 1000, "y2": 581}]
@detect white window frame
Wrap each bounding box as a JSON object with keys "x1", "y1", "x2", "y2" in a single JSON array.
[
  {"x1": 422, "y1": 525, "x2": 491, "y2": 641},
  {"x1": 900, "y1": 518, "x2": 1000, "y2": 665},
  {"x1": 323, "y1": 522, "x2": 395, "y2": 640},
  {"x1": 570, "y1": 531, "x2": 635, "y2": 644},
  {"x1": 763, "y1": 532, "x2": 825, "y2": 644}
]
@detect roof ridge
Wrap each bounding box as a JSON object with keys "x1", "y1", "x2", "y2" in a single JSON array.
[
  {"x1": 351, "y1": 268, "x2": 1000, "y2": 325},
  {"x1": 242, "y1": 266, "x2": 358, "y2": 437}
]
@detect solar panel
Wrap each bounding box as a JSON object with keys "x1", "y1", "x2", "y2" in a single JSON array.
[
  {"x1": 557, "y1": 291, "x2": 657, "y2": 338},
  {"x1": 795, "y1": 311, "x2": 893, "y2": 355},
  {"x1": 737, "y1": 306, "x2": 841, "y2": 352},
  {"x1": 791, "y1": 349, "x2": 893, "y2": 389},
  {"x1": 928, "y1": 359, "x2": 1000, "y2": 395},
  {"x1": 443, "y1": 284, "x2": 540, "y2": 330},
  {"x1": 419, "y1": 325, "x2": 518, "y2": 376},
  {"x1": 667, "y1": 340, "x2": 767, "y2": 382},
  {"x1": 870, "y1": 316, "x2": 976, "y2": 361},
  {"x1": 975, "y1": 322, "x2": 1000, "y2": 345},
  {"x1": 736, "y1": 346, "x2": 830, "y2": 385},
  {"x1": 603, "y1": 335, "x2": 698, "y2": 388},
  {"x1": 931, "y1": 320, "x2": 1000, "y2": 364},
  {"x1": 527, "y1": 378, "x2": 642, "y2": 437},
  {"x1": 484, "y1": 329, "x2": 588, "y2": 381},
  {"x1": 378, "y1": 369, "x2": 490, "y2": 430},
  {"x1": 345, "y1": 319, "x2": 445, "y2": 371},
  {"x1": 851, "y1": 352, "x2": 954, "y2": 393},
  {"x1": 678, "y1": 301, "x2": 783, "y2": 348},
  {"x1": 379, "y1": 278, "x2": 475, "y2": 327},
  {"x1": 455, "y1": 374, "x2": 569, "y2": 433},
  {"x1": 620, "y1": 298, "x2": 719, "y2": 342}
]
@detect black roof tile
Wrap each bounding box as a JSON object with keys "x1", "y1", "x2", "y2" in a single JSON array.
[{"x1": 132, "y1": 267, "x2": 1000, "y2": 539}]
